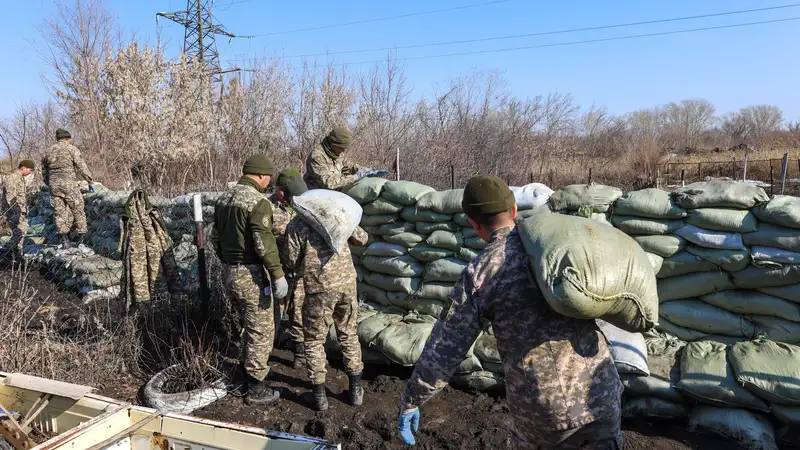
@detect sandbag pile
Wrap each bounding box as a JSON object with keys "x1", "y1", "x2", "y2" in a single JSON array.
[{"x1": 33, "y1": 244, "x2": 123, "y2": 302}]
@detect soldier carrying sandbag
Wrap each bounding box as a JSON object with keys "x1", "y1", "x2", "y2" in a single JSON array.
[
  {"x1": 397, "y1": 175, "x2": 623, "y2": 449},
  {"x1": 268, "y1": 168, "x2": 309, "y2": 368},
  {"x1": 2, "y1": 159, "x2": 35, "y2": 261},
  {"x1": 41, "y1": 128, "x2": 94, "y2": 249},
  {"x1": 212, "y1": 154, "x2": 289, "y2": 406},
  {"x1": 303, "y1": 126, "x2": 388, "y2": 190}
]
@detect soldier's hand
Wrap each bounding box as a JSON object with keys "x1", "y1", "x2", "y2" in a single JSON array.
[
  {"x1": 88, "y1": 183, "x2": 95, "y2": 193},
  {"x1": 398, "y1": 408, "x2": 420, "y2": 445},
  {"x1": 273, "y1": 276, "x2": 289, "y2": 299}
]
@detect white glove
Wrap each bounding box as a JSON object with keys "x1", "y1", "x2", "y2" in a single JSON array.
[{"x1": 273, "y1": 276, "x2": 289, "y2": 299}]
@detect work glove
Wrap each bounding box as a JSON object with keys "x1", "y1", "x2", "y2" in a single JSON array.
[
  {"x1": 398, "y1": 408, "x2": 420, "y2": 445},
  {"x1": 369, "y1": 170, "x2": 389, "y2": 178},
  {"x1": 88, "y1": 184, "x2": 95, "y2": 193},
  {"x1": 273, "y1": 276, "x2": 289, "y2": 299},
  {"x1": 354, "y1": 167, "x2": 374, "y2": 181}
]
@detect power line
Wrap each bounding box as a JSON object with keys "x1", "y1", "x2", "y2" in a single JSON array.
[
  {"x1": 247, "y1": 0, "x2": 511, "y2": 37},
  {"x1": 231, "y1": 3, "x2": 800, "y2": 62},
  {"x1": 280, "y1": 16, "x2": 800, "y2": 69}
]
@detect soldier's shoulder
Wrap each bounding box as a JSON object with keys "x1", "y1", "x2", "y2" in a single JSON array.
[
  {"x1": 468, "y1": 230, "x2": 526, "y2": 285},
  {"x1": 309, "y1": 144, "x2": 328, "y2": 161}
]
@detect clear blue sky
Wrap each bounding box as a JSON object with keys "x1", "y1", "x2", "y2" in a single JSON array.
[{"x1": 2, "y1": 0, "x2": 800, "y2": 119}]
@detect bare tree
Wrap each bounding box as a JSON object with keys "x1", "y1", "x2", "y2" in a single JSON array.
[{"x1": 662, "y1": 99, "x2": 716, "y2": 148}]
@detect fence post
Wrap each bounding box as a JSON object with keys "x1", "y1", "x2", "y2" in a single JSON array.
[
  {"x1": 770, "y1": 166, "x2": 775, "y2": 196},
  {"x1": 780, "y1": 152, "x2": 789, "y2": 195},
  {"x1": 529, "y1": 171, "x2": 533, "y2": 184},
  {"x1": 193, "y1": 194, "x2": 210, "y2": 320},
  {"x1": 450, "y1": 165, "x2": 455, "y2": 189},
  {"x1": 698, "y1": 163, "x2": 702, "y2": 180},
  {"x1": 656, "y1": 169, "x2": 661, "y2": 190},
  {"x1": 680, "y1": 169, "x2": 686, "y2": 187},
  {"x1": 743, "y1": 152, "x2": 748, "y2": 181},
  {"x1": 395, "y1": 148, "x2": 400, "y2": 181},
  {"x1": 588, "y1": 168, "x2": 593, "y2": 185}
]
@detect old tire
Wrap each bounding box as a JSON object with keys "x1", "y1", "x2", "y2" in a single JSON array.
[{"x1": 143, "y1": 365, "x2": 228, "y2": 414}]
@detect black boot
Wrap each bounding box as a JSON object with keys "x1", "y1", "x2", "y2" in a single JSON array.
[
  {"x1": 245, "y1": 378, "x2": 280, "y2": 406},
  {"x1": 227, "y1": 366, "x2": 249, "y2": 397},
  {"x1": 293, "y1": 343, "x2": 306, "y2": 370},
  {"x1": 348, "y1": 373, "x2": 364, "y2": 406},
  {"x1": 74, "y1": 233, "x2": 85, "y2": 246},
  {"x1": 310, "y1": 384, "x2": 328, "y2": 411},
  {"x1": 59, "y1": 233, "x2": 71, "y2": 249}
]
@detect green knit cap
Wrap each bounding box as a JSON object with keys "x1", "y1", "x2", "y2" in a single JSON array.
[
  {"x1": 328, "y1": 126, "x2": 353, "y2": 149},
  {"x1": 55, "y1": 128, "x2": 71, "y2": 140},
  {"x1": 462, "y1": 175, "x2": 515, "y2": 218},
  {"x1": 18, "y1": 160, "x2": 35, "y2": 170},
  {"x1": 276, "y1": 168, "x2": 308, "y2": 197},
  {"x1": 242, "y1": 154, "x2": 276, "y2": 176}
]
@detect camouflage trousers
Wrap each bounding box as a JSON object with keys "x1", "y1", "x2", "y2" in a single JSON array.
[
  {"x1": 303, "y1": 287, "x2": 363, "y2": 385},
  {"x1": 5, "y1": 207, "x2": 26, "y2": 252},
  {"x1": 50, "y1": 183, "x2": 87, "y2": 234},
  {"x1": 223, "y1": 263, "x2": 274, "y2": 382},
  {"x1": 287, "y1": 276, "x2": 305, "y2": 345},
  {"x1": 512, "y1": 415, "x2": 623, "y2": 450}
]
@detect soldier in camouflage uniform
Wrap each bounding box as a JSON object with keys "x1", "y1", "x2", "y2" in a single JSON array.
[
  {"x1": 268, "y1": 168, "x2": 309, "y2": 368},
  {"x1": 304, "y1": 126, "x2": 387, "y2": 190},
  {"x1": 41, "y1": 129, "x2": 94, "y2": 248},
  {"x1": 213, "y1": 154, "x2": 289, "y2": 406},
  {"x1": 284, "y1": 213, "x2": 369, "y2": 411},
  {"x1": 398, "y1": 175, "x2": 623, "y2": 449},
  {"x1": 2, "y1": 160, "x2": 35, "y2": 260}
]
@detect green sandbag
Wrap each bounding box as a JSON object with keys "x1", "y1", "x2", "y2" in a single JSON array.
[
  {"x1": 362, "y1": 197, "x2": 404, "y2": 215},
  {"x1": 748, "y1": 316, "x2": 800, "y2": 344},
  {"x1": 701, "y1": 291, "x2": 800, "y2": 322},
  {"x1": 361, "y1": 214, "x2": 399, "y2": 226},
  {"x1": 519, "y1": 211, "x2": 658, "y2": 332},
  {"x1": 614, "y1": 188, "x2": 687, "y2": 219},
  {"x1": 450, "y1": 371, "x2": 505, "y2": 393},
  {"x1": 363, "y1": 272, "x2": 421, "y2": 294},
  {"x1": 673, "y1": 180, "x2": 770, "y2": 209},
  {"x1": 357, "y1": 308, "x2": 406, "y2": 344},
  {"x1": 622, "y1": 397, "x2": 689, "y2": 421},
  {"x1": 363, "y1": 242, "x2": 407, "y2": 257},
  {"x1": 363, "y1": 255, "x2": 424, "y2": 277},
  {"x1": 463, "y1": 236, "x2": 486, "y2": 250},
  {"x1": 378, "y1": 222, "x2": 415, "y2": 236},
  {"x1": 730, "y1": 339, "x2": 800, "y2": 406},
  {"x1": 358, "y1": 283, "x2": 391, "y2": 306},
  {"x1": 686, "y1": 208, "x2": 759, "y2": 233},
  {"x1": 657, "y1": 272, "x2": 734, "y2": 302},
  {"x1": 401, "y1": 207, "x2": 452, "y2": 223},
  {"x1": 759, "y1": 285, "x2": 800, "y2": 303},
  {"x1": 457, "y1": 247, "x2": 480, "y2": 262},
  {"x1": 409, "y1": 245, "x2": 453, "y2": 262},
  {"x1": 461, "y1": 227, "x2": 478, "y2": 238},
  {"x1": 380, "y1": 181, "x2": 435, "y2": 206},
  {"x1": 372, "y1": 314, "x2": 436, "y2": 366},
  {"x1": 732, "y1": 264, "x2": 800, "y2": 289},
  {"x1": 474, "y1": 333, "x2": 501, "y2": 364},
  {"x1": 754, "y1": 196, "x2": 800, "y2": 230},
  {"x1": 656, "y1": 318, "x2": 714, "y2": 342},
  {"x1": 634, "y1": 235, "x2": 686, "y2": 258},
  {"x1": 453, "y1": 213, "x2": 470, "y2": 227},
  {"x1": 743, "y1": 223, "x2": 800, "y2": 252},
  {"x1": 416, "y1": 189, "x2": 464, "y2": 214},
  {"x1": 548, "y1": 184, "x2": 623, "y2": 213},
  {"x1": 610, "y1": 216, "x2": 684, "y2": 236},
  {"x1": 351, "y1": 245, "x2": 367, "y2": 257},
  {"x1": 516, "y1": 208, "x2": 542, "y2": 220},
  {"x1": 772, "y1": 404, "x2": 800, "y2": 424},
  {"x1": 426, "y1": 230, "x2": 463, "y2": 251},
  {"x1": 424, "y1": 257, "x2": 468, "y2": 283},
  {"x1": 481, "y1": 361, "x2": 504, "y2": 375},
  {"x1": 676, "y1": 340, "x2": 768, "y2": 411},
  {"x1": 456, "y1": 348, "x2": 483, "y2": 374},
  {"x1": 362, "y1": 226, "x2": 383, "y2": 235},
  {"x1": 417, "y1": 282, "x2": 454, "y2": 301},
  {"x1": 382, "y1": 232, "x2": 427, "y2": 248},
  {"x1": 659, "y1": 300, "x2": 756, "y2": 337},
  {"x1": 388, "y1": 295, "x2": 445, "y2": 318},
  {"x1": 685, "y1": 244, "x2": 750, "y2": 272},
  {"x1": 620, "y1": 374, "x2": 684, "y2": 404},
  {"x1": 688, "y1": 406, "x2": 778, "y2": 450},
  {"x1": 415, "y1": 221, "x2": 459, "y2": 234},
  {"x1": 344, "y1": 178, "x2": 388, "y2": 204},
  {"x1": 657, "y1": 251, "x2": 719, "y2": 279}
]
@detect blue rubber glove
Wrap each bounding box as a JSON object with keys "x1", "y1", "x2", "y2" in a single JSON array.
[
  {"x1": 354, "y1": 167, "x2": 373, "y2": 181},
  {"x1": 368, "y1": 170, "x2": 389, "y2": 178},
  {"x1": 398, "y1": 408, "x2": 420, "y2": 445},
  {"x1": 88, "y1": 184, "x2": 95, "y2": 193}
]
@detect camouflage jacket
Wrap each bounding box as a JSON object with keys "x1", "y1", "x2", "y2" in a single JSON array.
[
  {"x1": 212, "y1": 176, "x2": 284, "y2": 280},
  {"x1": 402, "y1": 226, "x2": 622, "y2": 440},
  {"x1": 268, "y1": 193, "x2": 295, "y2": 246},
  {"x1": 283, "y1": 217, "x2": 367, "y2": 294},
  {"x1": 303, "y1": 140, "x2": 359, "y2": 191},
  {"x1": 42, "y1": 141, "x2": 93, "y2": 186},
  {"x1": 2, "y1": 171, "x2": 27, "y2": 213}
]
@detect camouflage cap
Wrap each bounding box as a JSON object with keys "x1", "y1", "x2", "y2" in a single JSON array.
[
  {"x1": 276, "y1": 168, "x2": 308, "y2": 197},
  {"x1": 18, "y1": 159, "x2": 35, "y2": 170},
  {"x1": 55, "y1": 128, "x2": 71, "y2": 140},
  {"x1": 328, "y1": 126, "x2": 353, "y2": 149},
  {"x1": 462, "y1": 175, "x2": 515, "y2": 217},
  {"x1": 242, "y1": 154, "x2": 276, "y2": 176}
]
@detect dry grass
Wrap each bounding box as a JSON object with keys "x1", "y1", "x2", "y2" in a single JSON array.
[{"x1": 672, "y1": 147, "x2": 800, "y2": 164}]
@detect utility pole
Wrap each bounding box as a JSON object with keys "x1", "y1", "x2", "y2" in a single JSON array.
[{"x1": 157, "y1": 0, "x2": 241, "y2": 83}]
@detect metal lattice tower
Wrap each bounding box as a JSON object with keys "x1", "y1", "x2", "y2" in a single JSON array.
[{"x1": 157, "y1": 0, "x2": 239, "y2": 83}]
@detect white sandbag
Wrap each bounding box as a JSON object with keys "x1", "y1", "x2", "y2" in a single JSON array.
[
  {"x1": 732, "y1": 265, "x2": 800, "y2": 289},
  {"x1": 688, "y1": 406, "x2": 777, "y2": 450},
  {"x1": 686, "y1": 208, "x2": 759, "y2": 233},
  {"x1": 381, "y1": 181, "x2": 435, "y2": 206},
  {"x1": 423, "y1": 257, "x2": 468, "y2": 283},
  {"x1": 676, "y1": 341, "x2": 768, "y2": 411},
  {"x1": 659, "y1": 300, "x2": 756, "y2": 337},
  {"x1": 634, "y1": 235, "x2": 686, "y2": 258},
  {"x1": 657, "y1": 271, "x2": 735, "y2": 302},
  {"x1": 416, "y1": 282, "x2": 455, "y2": 301},
  {"x1": 372, "y1": 314, "x2": 436, "y2": 366},
  {"x1": 673, "y1": 180, "x2": 770, "y2": 210},
  {"x1": 363, "y1": 242, "x2": 407, "y2": 257},
  {"x1": 610, "y1": 216, "x2": 684, "y2": 236},
  {"x1": 743, "y1": 223, "x2": 800, "y2": 253},
  {"x1": 401, "y1": 207, "x2": 452, "y2": 223},
  {"x1": 362, "y1": 197, "x2": 405, "y2": 215},
  {"x1": 759, "y1": 285, "x2": 800, "y2": 303},
  {"x1": 657, "y1": 251, "x2": 719, "y2": 279},
  {"x1": 344, "y1": 178, "x2": 387, "y2": 204},
  {"x1": 752, "y1": 195, "x2": 800, "y2": 229},
  {"x1": 647, "y1": 253, "x2": 664, "y2": 274},
  {"x1": 701, "y1": 290, "x2": 800, "y2": 322},
  {"x1": 751, "y1": 246, "x2": 800, "y2": 266},
  {"x1": 416, "y1": 189, "x2": 464, "y2": 214},
  {"x1": 409, "y1": 245, "x2": 453, "y2": 262},
  {"x1": 614, "y1": 188, "x2": 687, "y2": 219},
  {"x1": 510, "y1": 183, "x2": 554, "y2": 210},
  {"x1": 426, "y1": 230, "x2": 463, "y2": 251},
  {"x1": 382, "y1": 232, "x2": 426, "y2": 248},
  {"x1": 748, "y1": 316, "x2": 800, "y2": 344},
  {"x1": 415, "y1": 221, "x2": 459, "y2": 234},
  {"x1": 519, "y1": 210, "x2": 658, "y2": 332},
  {"x1": 363, "y1": 255, "x2": 424, "y2": 278},
  {"x1": 685, "y1": 245, "x2": 750, "y2": 272},
  {"x1": 363, "y1": 272, "x2": 421, "y2": 294},
  {"x1": 474, "y1": 333, "x2": 501, "y2": 364},
  {"x1": 548, "y1": 184, "x2": 623, "y2": 213},
  {"x1": 620, "y1": 374, "x2": 683, "y2": 404},
  {"x1": 622, "y1": 397, "x2": 689, "y2": 421},
  {"x1": 596, "y1": 320, "x2": 649, "y2": 376},
  {"x1": 730, "y1": 339, "x2": 800, "y2": 406},
  {"x1": 674, "y1": 224, "x2": 745, "y2": 250}
]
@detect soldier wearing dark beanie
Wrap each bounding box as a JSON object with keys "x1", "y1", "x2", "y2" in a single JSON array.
[{"x1": 462, "y1": 175, "x2": 518, "y2": 232}]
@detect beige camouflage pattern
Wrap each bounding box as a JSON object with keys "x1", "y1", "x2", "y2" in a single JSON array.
[
  {"x1": 303, "y1": 143, "x2": 359, "y2": 190},
  {"x1": 223, "y1": 263, "x2": 274, "y2": 382},
  {"x1": 402, "y1": 226, "x2": 622, "y2": 447},
  {"x1": 269, "y1": 194, "x2": 306, "y2": 344},
  {"x1": 2, "y1": 171, "x2": 28, "y2": 252},
  {"x1": 42, "y1": 141, "x2": 92, "y2": 234},
  {"x1": 284, "y1": 218, "x2": 366, "y2": 383}
]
